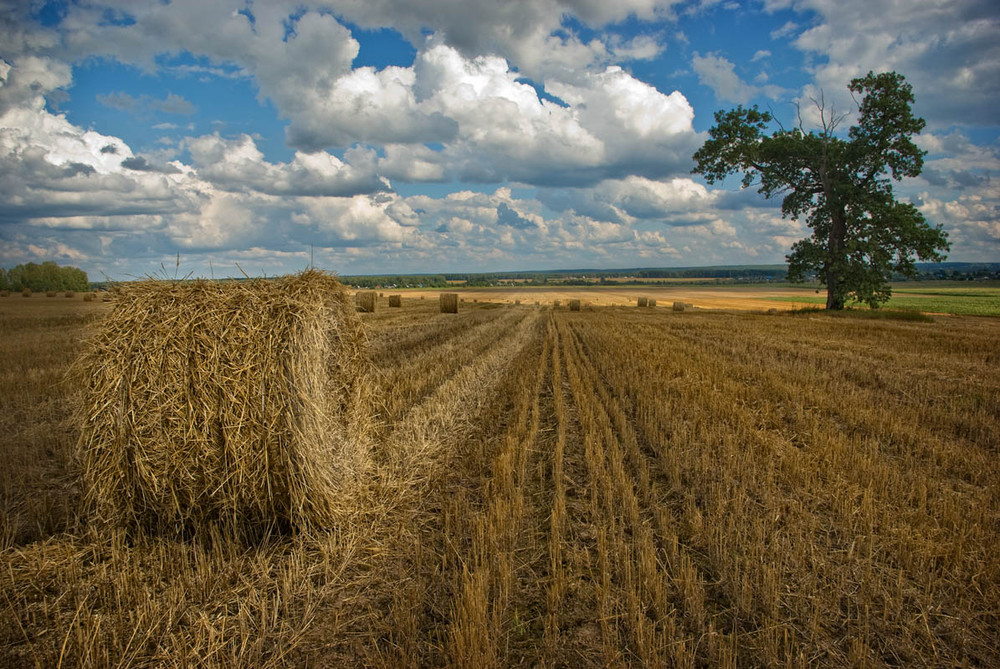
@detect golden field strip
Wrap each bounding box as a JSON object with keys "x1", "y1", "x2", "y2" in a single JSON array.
[{"x1": 1, "y1": 292, "x2": 998, "y2": 666}]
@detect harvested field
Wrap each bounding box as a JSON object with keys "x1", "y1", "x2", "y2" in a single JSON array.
[{"x1": 2, "y1": 293, "x2": 998, "y2": 666}]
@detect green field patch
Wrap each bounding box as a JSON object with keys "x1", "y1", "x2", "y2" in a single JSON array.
[{"x1": 766, "y1": 291, "x2": 1000, "y2": 316}]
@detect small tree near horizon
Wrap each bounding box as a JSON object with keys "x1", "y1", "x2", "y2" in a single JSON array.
[{"x1": 692, "y1": 71, "x2": 949, "y2": 310}]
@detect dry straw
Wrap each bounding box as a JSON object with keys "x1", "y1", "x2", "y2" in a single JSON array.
[
  {"x1": 568, "y1": 299, "x2": 581, "y2": 312},
  {"x1": 65, "y1": 291, "x2": 75, "y2": 298},
  {"x1": 388, "y1": 294, "x2": 402, "y2": 308},
  {"x1": 22, "y1": 288, "x2": 31, "y2": 297},
  {"x1": 46, "y1": 290, "x2": 57, "y2": 297},
  {"x1": 356, "y1": 290, "x2": 377, "y2": 313},
  {"x1": 440, "y1": 292, "x2": 459, "y2": 313},
  {"x1": 672, "y1": 301, "x2": 685, "y2": 312},
  {"x1": 637, "y1": 297, "x2": 648, "y2": 307},
  {"x1": 0, "y1": 290, "x2": 8, "y2": 297},
  {"x1": 648, "y1": 298, "x2": 657, "y2": 308},
  {"x1": 73, "y1": 270, "x2": 376, "y2": 539}
]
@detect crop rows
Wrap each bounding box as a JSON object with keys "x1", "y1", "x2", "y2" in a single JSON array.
[{"x1": 1, "y1": 302, "x2": 997, "y2": 666}]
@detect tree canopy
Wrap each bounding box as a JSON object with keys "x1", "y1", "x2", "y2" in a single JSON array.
[
  {"x1": 692, "y1": 71, "x2": 949, "y2": 309},
  {"x1": 0, "y1": 262, "x2": 90, "y2": 292}
]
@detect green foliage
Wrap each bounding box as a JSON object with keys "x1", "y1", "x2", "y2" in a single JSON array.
[
  {"x1": 693, "y1": 71, "x2": 949, "y2": 310},
  {"x1": 1, "y1": 262, "x2": 90, "y2": 292}
]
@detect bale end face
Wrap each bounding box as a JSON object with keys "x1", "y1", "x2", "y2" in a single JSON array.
[
  {"x1": 568, "y1": 299, "x2": 581, "y2": 312},
  {"x1": 672, "y1": 301, "x2": 685, "y2": 312},
  {"x1": 74, "y1": 270, "x2": 376, "y2": 539},
  {"x1": 637, "y1": 297, "x2": 648, "y2": 307},
  {"x1": 388, "y1": 294, "x2": 402, "y2": 308},
  {"x1": 647, "y1": 299, "x2": 656, "y2": 308},
  {"x1": 356, "y1": 290, "x2": 377, "y2": 313},
  {"x1": 440, "y1": 292, "x2": 459, "y2": 313}
]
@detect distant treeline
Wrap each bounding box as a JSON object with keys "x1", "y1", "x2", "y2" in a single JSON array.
[{"x1": 0, "y1": 262, "x2": 89, "y2": 292}]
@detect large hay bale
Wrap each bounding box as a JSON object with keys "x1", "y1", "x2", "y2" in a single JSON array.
[
  {"x1": 568, "y1": 299, "x2": 581, "y2": 312},
  {"x1": 46, "y1": 290, "x2": 57, "y2": 297},
  {"x1": 356, "y1": 290, "x2": 377, "y2": 313},
  {"x1": 672, "y1": 301, "x2": 685, "y2": 312},
  {"x1": 388, "y1": 294, "x2": 402, "y2": 308},
  {"x1": 637, "y1": 297, "x2": 648, "y2": 307},
  {"x1": 553, "y1": 300, "x2": 561, "y2": 307},
  {"x1": 65, "y1": 291, "x2": 75, "y2": 298},
  {"x1": 648, "y1": 299, "x2": 656, "y2": 308},
  {"x1": 440, "y1": 292, "x2": 459, "y2": 313},
  {"x1": 22, "y1": 288, "x2": 31, "y2": 297},
  {"x1": 74, "y1": 270, "x2": 375, "y2": 538}
]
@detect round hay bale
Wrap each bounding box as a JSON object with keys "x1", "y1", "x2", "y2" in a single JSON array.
[
  {"x1": 440, "y1": 292, "x2": 459, "y2": 313},
  {"x1": 46, "y1": 290, "x2": 57, "y2": 297},
  {"x1": 22, "y1": 288, "x2": 31, "y2": 297},
  {"x1": 388, "y1": 294, "x2": 402, "y2": 308},
  {"x1": 83, "y1": 292, "x2": 94, "y2": 302},
  {"x1": 0, "y1": 290, "x2": 9, "y2": 297},
  {"x1": 65, "y1": 291, "x2": 75, "y2": 298},
  {"x1": 672, "y1": 301, "x2": 685, "y2": 312},
  {"x1": 637, "y1": 297, "x2": 648, "y2": 307},
  {"x1": 356, "y1": 290, "x2": 377, "y2": 313},
  {"x1": 647, "y1": 298, "x2": 656, "y2": 308},
  {"x1": 74, "y1": 270, "x2": 375, "y2": 538},
  {"x1": 553, "y1": 300, "x2": 561, "y2": 308},
  {"x1": 568, "y1": 299, "x2": 581, "y2": 312}
]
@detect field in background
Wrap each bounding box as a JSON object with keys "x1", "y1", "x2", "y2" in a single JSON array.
[
  {"x1": 2, "y1": 293, "x2": 998, "y2": 666},
  {"x1": 373, "y1": 281, "x2": 1000, "y2": 315}
]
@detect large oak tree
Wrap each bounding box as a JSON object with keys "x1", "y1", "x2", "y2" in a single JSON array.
[{"x1": 692, "y1": 71, "x2": 949, "y2": 310}]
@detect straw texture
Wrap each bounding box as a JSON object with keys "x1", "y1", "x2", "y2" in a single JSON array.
[
  {"x1": 440, "y1": 293, "x2": 459, "y2": 313},
  {"x1": 74, "y1": 270, "x2": 375, "y2": 538}
]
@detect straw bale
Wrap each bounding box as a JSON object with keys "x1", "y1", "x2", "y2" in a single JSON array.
[
  {"x1": 568, "y1": 299, "x2": 581, "y2": 312},
  {"x1": 672, "y1": 301, "x2": 685, "y2": 312},
  {"x1": 83, "y1": 293, "x2": 94, "y2": 302},
  {"x1": 388, "y1": 294, "x2": 402, "y2": 308},
  {"x1": 65, "y1": 291, "x2": 75, "y2": 298},
  {"x1": 74, "y1": 270, "x2": 376, "y2": 538},
  {"x1": 46, "y1": 290, "x2": 57, "y2": 297},
  {"x1": 637, "y1": 297, "x2": 648, "y2": 307},
  {"x1": 553, "y1": 300, "x2": 561, "y2": 307},
  {"x1": 0, "y1": 290, "x2": 8, "y2": 297},
  {"x1": 356, "y1": 290, "x2": 377, "y2": 313},
  {"x1": 440, "y1": 292, "x2": 459, "y2": 313},
  {"x1": 648, "y1": 299, "x2": 656, "y2": 308},
  {"x1": 22, "y1": 288, "x2": 31, "y2": 297}
]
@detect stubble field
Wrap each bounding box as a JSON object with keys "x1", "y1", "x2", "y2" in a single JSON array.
[{"x1": 1, "y1": 291, "x2": 998, "y2": 667}]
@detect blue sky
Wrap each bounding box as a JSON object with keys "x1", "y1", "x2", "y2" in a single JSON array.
[{"x1": 1, "y1": 0, "x2": 997, "y2": 279}]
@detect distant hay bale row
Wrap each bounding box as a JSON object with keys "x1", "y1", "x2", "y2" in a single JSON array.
[
  {"x1": 637, "y1": 297, "x2": 648, "y2": 307},
  {"x1": 440, "y1": 292, "x2": 459, "y2": 313},
  {"x1": 356, "y1": 290, "x2": 377, "y2": 313},
  {"x1": 672, "y1": 301, "x2": 694, "y2": 312},
  {"x1": 74, "y1": 270, "x2": 376, "y2": 538},
  {"x1": 46, "y1": 291, "x2": 57, "y2": 298},
  {"x1": 388, "y1": 294, "x2": 402, "y2": 308}
]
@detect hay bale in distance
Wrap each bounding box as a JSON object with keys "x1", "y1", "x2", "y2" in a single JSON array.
[
  {"x1": 74, "y1": 270, "x2": 375, "y2": 538},
  {"x1": 388, "y1": 294, "x2": 402, "y2": 308},
  {"x1": 46, "y1": 290, "x2": 57, "y2": 297},
  {"x1": 568, "y1": 299, "x2": 581, "y2": 312},
  {"x1": 440, "y1": 292, "x2": 459, "y2": 313},
  {"x1": 672, "y1": 301, "x2": 685, "y2": 312},
  {"x1": 0, "y1": 290, "x2": 9, "y2": 297},
  {"x1": 553, "y1": 300, "x2": 561, "y2": 307},
  {"x1": 648, "y1": 299, "x2": 657, "y2": 308},
  {"x1": 22, "y1": 288, "x2": 31, "y2": 297},
  {"x1": 83, "y1": 293, "x2": 94, "y2": 302},
  {"x1": 356, "y1": 290, "x2": 377, "y2": 313},
  {"x1": 637, "y1": 297, "x2": 648, "y2": 307},
  {"x1": 65, "y1": 291, "x2": 75, "y2": 298}
]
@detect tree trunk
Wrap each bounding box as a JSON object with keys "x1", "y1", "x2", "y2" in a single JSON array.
[{"x1": 826, "y1": 209, "x2": 848, "y2": 310}]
